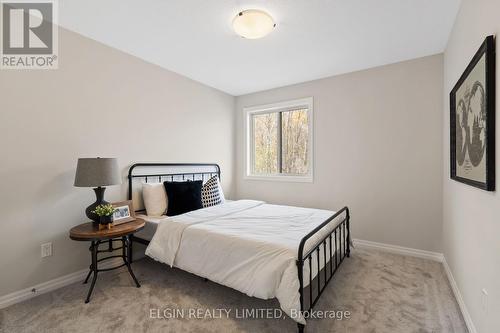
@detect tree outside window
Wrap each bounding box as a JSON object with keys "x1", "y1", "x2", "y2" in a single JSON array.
[{"x1": 246, "y1": 98, "x2": 313, "y2": 181}]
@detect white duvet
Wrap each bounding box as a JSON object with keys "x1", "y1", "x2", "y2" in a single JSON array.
[{"x1": 145, "y1": 200, "x2": 346, "y2": 324}]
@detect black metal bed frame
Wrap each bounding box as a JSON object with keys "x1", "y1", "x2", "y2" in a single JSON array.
[{"x1": 127, "y1": 163, "x2": 350, "y2": 333}]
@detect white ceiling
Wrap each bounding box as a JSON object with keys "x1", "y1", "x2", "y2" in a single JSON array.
[{"x1": 59, "y1": 0, "x2": 461, "y2": 96}]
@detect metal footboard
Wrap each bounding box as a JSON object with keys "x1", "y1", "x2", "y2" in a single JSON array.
[{"x1": 296, "y1": 207, "x2": 350, "y2": 333}]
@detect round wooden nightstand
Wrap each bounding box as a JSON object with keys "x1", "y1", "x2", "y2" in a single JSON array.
[{"x1": 69, "y1": 219, "x2": 145, "y2": 303}]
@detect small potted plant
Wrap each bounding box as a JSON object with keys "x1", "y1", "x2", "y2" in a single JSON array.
[{"x1": 92, "y1": 204, "x2": 116, "y2": 229}]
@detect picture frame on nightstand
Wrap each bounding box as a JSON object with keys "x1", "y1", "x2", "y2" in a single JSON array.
[{"x1": 112, "y1": 200, "x2": 136, "y2": 225}]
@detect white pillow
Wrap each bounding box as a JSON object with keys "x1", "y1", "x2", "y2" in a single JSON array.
[{"x1": 142, "y1": 183, "x2": 168, "y2": 216}]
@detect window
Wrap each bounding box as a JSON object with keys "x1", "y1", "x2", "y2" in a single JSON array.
[{"x1": 245, "y1": 98, "x2": 313, "y2": 182}]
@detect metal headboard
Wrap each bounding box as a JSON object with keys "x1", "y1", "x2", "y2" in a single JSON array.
[{"x1": 127, "y1": 163, "x2": 221, "y2": 213}]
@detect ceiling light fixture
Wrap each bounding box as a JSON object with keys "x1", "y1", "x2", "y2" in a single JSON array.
[{"x1": 232, "y1": 9, "x2": 276, "y2": 39}]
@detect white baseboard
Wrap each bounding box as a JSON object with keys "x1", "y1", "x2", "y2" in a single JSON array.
[
  {"x1": 0, "y1": 257, "x2": 123, "y2": 310},
  {"x1": 442, "y1": 258, "x2": 477, "y2": 333},
  {"x1": 353, "y1": 238, "x2": 444, "y2": 262}
]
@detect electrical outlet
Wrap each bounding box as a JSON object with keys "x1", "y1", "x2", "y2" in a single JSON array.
[
  {"x1": 41, "y1": 242, "x2": 52, "y2": 258},
  {"x1": 481, "y1": 288, "x2": 488, "y2": 314}
]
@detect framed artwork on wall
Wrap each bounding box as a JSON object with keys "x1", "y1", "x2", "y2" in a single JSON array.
[{"x1": 450, "y1": 35, "x2": 496, "y2": 191}]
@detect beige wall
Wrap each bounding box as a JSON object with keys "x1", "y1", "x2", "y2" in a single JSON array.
[
  {"x1": 443, "y1": 1, "x2": 500, "y2": 332},
  {"x1": 0, "y1": 27, "x2": 235, "y2": 296},
  {"x1": 235, "y1": 55, "x2": 444, "y2": 253}
]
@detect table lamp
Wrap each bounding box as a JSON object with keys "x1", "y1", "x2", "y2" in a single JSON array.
[{"x1": 74, "y1": 157, "x2": 122, "y2": 223}]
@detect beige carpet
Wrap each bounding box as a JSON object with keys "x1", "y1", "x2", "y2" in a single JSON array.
[{"x1": 0, "y1": 248, "x2": 466, "y2": 333}]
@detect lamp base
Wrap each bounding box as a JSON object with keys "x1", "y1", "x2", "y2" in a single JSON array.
[{"x1": 85, "y1": 187, "x2": 109, "y2": 224}]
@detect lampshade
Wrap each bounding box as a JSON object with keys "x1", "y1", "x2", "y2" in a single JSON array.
[{"x1": 74, "y1": 158, "x2": 122, "y2": 187}]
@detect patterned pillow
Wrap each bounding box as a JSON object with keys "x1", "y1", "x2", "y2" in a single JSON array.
[{"x1": 201, "y1": 176, "x2": 222, "y2": 207}]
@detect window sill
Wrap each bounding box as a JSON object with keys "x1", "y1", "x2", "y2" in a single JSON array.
[{"x1": 244, "y1": 174, "x2": 313, "y2": 183}]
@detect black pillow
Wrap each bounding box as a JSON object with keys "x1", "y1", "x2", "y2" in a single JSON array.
[{"x1": 164, "y1": 180, "x2": 203, "y2": 216}]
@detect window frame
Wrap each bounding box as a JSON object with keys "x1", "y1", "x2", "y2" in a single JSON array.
[{"x1": 244, "y1": 97, "x2": 314, "y2": 183}]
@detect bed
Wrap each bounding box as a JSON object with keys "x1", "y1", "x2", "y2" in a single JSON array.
[{"x1": 127, "y1": 163, "x2": 350, "y2": 333}]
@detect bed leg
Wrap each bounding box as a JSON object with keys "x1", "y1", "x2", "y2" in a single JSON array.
[
  {"x1": 297, "y1": 323, "x2": 305, "y2": 333},
  {"x1": 346, "y1": 211, "x2": 351, "y2": 258},
  {"x1": 346, "y1": 237, "x2": 350, "y2": 258}
]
